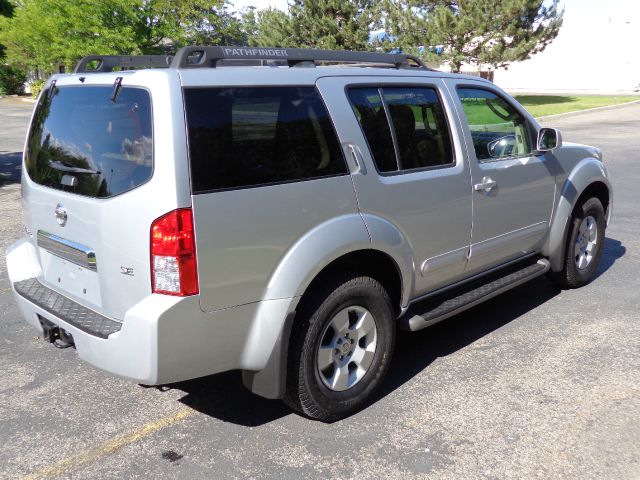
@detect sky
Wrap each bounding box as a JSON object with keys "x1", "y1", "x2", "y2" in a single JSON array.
[
  {"x1": 559, "y1": 0, "x2": 639, "y2": 24},
  {"x1": 231, "y1": 0, "x2": 288, "y2": 12},
  {"x1": 230, "y1": 0, "x2": 640, "y2": 18}
]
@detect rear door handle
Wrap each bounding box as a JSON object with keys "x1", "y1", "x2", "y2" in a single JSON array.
[
  {"x1": 474, "y1": 176, "x2": 497, "y2": 193},
  {"x1": 345, "y1": 143, "x2": 366, "y2": 174}
]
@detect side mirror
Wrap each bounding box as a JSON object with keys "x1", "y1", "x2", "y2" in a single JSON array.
[
  {"x1": 537, "y1": 128, "x2": 562, "y2": 152},
  {"x1": 487, "y1": 134, "x2": 517, "y2": 158}
]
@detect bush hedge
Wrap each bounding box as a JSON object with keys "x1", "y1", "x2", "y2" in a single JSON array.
[
  {"x1": 0, "y1": 65, "x2": 26, "y2": 95},
  {"x1": 29, "y1": 79, "x2": 46, "y2": 99}
]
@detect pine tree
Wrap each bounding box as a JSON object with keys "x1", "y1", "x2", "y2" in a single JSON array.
[
  {"x1": 384, "y1": 0, "x2": 563, "y2": 72},
  {"x1": 250, "y1": 0, "x2": 381, "y2": 50}
]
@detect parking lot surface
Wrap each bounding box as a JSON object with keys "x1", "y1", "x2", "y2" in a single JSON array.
[{"x1": 0, "y1": 97, "x2": 638, "y2": 479}]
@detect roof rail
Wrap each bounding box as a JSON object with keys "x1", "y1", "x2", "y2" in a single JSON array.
[
  {"x1": 74, "y1": 55, "x2": 172, "y2": 73},
  {"x1": 73, "y1": 47, "x2": 428, "y2": 74},
  {"x1": 170, "y1": 46, "x2": 427, "y2": 70}
]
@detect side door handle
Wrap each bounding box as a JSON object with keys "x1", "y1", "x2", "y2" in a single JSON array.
[
  {"x1": 474, "y1": 176, "x2": 497, "y2": 193},
  {"x1": 345, "y1": 143, "x2": 366, "y2": 175}
]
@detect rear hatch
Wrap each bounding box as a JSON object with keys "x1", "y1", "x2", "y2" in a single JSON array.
[{"x1": 22, "y1": 73, "x2": 189, "y2": 321}]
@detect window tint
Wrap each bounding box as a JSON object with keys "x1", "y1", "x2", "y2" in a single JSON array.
[
  {"x1": 348, "y1": 87, "x2": 453, "y2": 173},
  {"x1": 382, "y1": 87, "x2": 454, "y2": 170},
  {"x1": 184, "y1": 87, "x2": 346, "y2": 192},
  {"x1": 347, "y1": 88, "x2": 397, "y2": 172},
  {"x1": 456, "y1": 88, "x2": 531, "y2": 161},
  {"x1": 25, "y1": 86, "x2": 153, "y2": 198}
]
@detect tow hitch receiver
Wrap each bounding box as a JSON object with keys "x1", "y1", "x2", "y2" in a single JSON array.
[{"x1": 38, "y1": 315, "x2": 75, "y2": 349}]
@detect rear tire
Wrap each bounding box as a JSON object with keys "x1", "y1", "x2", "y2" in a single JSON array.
[
  {"x1": 284, "y1": 273, "x2": 395, "y2": 421},
  {"x1": 548, "y1": 197, "x2": 605, "y2": 288}
]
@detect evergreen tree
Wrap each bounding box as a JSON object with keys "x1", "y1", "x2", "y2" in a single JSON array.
[
  {"x1": 384, "y1": 0, "x2": 563, "y2": 72},
  {"x1": 160, "y1": 0, "x2": 245, "y2": 47},
  {"x1": 250, "y1": 0, "x2": 380, "y2": 50},
  {"x1": 247, "y1": 8, "x2": 297, "y2": 47}
]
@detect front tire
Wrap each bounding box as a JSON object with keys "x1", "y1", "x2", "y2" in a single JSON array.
[
  {"x1": 284, "y1": 273, "x2": 395, "y2": 421},
  {"x1": 549, "y1": 197, "x2": 606, "y2": 288}
]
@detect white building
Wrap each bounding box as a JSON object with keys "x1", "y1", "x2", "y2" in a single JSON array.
[
  {"x1": 232, "y1": 0, "x2": 639, "y2": 93},
  {"x1": 493, "y1": 1, "x2": 640, "y2": 94}
]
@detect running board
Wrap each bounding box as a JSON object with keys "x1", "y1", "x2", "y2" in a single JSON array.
[{"x1": 401, "y1": 258, "x2": 550, "y2": 332}]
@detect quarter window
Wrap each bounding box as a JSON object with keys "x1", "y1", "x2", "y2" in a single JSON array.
[
  {"x1": 348, "y1": 86, "x2": 454, "y2": 173},
  {"x1": 456, "y1": 88, "x2": 532, "y2": 161},
  {"x1": 184, "y1": 86, "x2": 347, "y2": 192}
]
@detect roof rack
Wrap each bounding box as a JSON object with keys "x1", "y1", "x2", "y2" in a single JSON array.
[
  {"x1": 170, "y1": 46, "x2": 427, "y2": 70},
  {"x1": 73, "y1": 46, "x2": 428, "y2": 73},
  {"x1": 74, "y1": 55, "x2": 172, "y2": 73}
]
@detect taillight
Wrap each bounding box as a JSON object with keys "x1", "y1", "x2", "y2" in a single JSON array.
[{"x1": 150, "y1": 208, "x2": 199, "y2": 296}]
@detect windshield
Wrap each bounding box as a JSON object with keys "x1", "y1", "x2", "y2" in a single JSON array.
[{"x1": 25, "y1": 85, "x2": 153, "y2": 198}]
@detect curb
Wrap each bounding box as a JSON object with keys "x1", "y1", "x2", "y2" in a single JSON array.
[
  {"x1": 0, "y1": 96, "x2": 36, "y2": 103},
  {"x1": 536, "y1": 100, "x2": 640, "y2": 121}
]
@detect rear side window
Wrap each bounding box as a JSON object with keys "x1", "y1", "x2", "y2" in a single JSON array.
[
  {"x1": 184, "y1": 86, "x2": 347, "y2": 193},
  {"x1": 26, "y1": 86, "x2": 153, "y2": 198},
  {"x1": 347, "y1": 88, "x2": 397, "y2": 172},
  {"x1": 348, "y1": 86, "x2": 454, "y2": 173}
]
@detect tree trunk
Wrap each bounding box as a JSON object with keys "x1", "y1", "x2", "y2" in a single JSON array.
[{"x1": 479, "y1": 70, "x2": 494, "y2": 82}]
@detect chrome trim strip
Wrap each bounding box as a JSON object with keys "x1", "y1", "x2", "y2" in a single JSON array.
[{"x1": 37, "y1": 230, "x2": 97, "y2": 271}]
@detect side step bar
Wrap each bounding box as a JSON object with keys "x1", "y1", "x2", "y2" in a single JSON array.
[{"x1": 401, "y1": 258, "x2": 551, "y2": 332}]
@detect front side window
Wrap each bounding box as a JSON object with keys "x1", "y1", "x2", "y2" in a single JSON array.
[
  {"x1": 25, "y1": 86, "x2": 153, "y2": 198},
  {"x1": 348, "y1": 86, "x2": 454, "y2": 173},
  {"x1": 456, "y1": 88, "x2": 531, "y2": 161},
  {"x1": 184, "y1": 86, "x2": 346, "y2": 193}
]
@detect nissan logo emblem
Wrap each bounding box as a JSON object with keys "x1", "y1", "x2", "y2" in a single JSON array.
[{"x1": 54, "y1": 203, "x2": 67, "y2": 226}]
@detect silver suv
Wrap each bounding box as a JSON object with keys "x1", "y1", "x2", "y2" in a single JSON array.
[{"x1": 6, "y1": 47, "x2": 612, "y2": 420}]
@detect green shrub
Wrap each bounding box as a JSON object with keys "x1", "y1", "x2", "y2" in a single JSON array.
[
  {"x1": 0, "y1": 65, "x2": 26, "y2": 95},
  {"x1": 29, "y1": 79, "x2": 46, "y2": 99}
]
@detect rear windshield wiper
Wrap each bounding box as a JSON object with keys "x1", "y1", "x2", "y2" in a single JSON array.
[{"x1": 48, "y1": 160, "x2": 101, "y2": 175}]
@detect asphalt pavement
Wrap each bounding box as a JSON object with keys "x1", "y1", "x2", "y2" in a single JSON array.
[{"x1": 0, "y1": 97, "x2": 638, "y2": 480}]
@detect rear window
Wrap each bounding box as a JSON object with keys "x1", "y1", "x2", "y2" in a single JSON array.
[
  {"x1": 184, "y1": 86, "x2": 347, "y2": 193},
  {"x1": 25, "y1": 85, "x2": 153, "y2": 198}
]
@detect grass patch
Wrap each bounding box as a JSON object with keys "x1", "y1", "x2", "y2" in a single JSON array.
[{"x1": 513, "y1": 95, "x2": 638, "y2": 118}]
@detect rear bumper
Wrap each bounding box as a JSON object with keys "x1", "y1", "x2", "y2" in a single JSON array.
[
  {"x1": 14, "y1": 277, "x2": 123, "y2": 338},
  {"x1": 6, "y1": 237, "x2": 273, "y2": 385}
]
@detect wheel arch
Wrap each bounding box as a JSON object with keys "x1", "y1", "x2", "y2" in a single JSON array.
[
  {"x1": 296, "y1": 249, "x2": 404, "y2": 318},
  {"x1": 574, "y1": 181, "x2": 610, "y2": 221},
  {"x1": 241, "y1": 214, "x2": 412, "y2": 399},
  {"x1": 545, "y1": 157, "x2": 612, "y2": 272}
]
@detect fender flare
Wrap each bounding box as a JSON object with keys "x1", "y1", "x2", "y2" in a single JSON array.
[
  {"x1": 241, "y1": 213, "x2": 414, "y2": 398},
  {"x1": 544, "y1": 157, "x2": 612, "y2": 272},
  {"x1": 359, "y1": 213, "x2": 415, "y2": 308}
]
